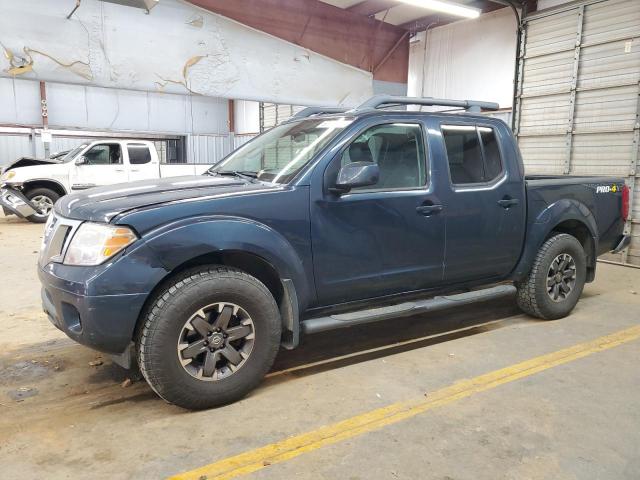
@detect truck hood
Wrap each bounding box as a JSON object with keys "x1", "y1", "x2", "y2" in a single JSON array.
[
  {"x1": 2, "y1": 157, "x2": 61, "y2": 173},
  {"x1": 56, "y1": 175, "x2": 279, "y2": 223}
]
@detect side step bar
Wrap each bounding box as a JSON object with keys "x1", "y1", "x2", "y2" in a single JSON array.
[{"x1": 301, "y1": 285, "x2": 516, "y2": 334}]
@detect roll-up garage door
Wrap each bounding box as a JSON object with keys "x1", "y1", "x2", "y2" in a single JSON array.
[{"x1": 514, "y1": 0, "x2": 640, "y2": 265}]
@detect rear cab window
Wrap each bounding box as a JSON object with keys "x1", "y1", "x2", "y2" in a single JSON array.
[
  {"x1": 127, "y1": 144, "x2": 152, "y2": 165},
  {"x1": 441, "y1": 125, "x2": 504, "y2": 186}
]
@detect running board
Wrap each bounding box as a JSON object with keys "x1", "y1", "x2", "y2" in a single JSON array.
[{"x1": 301, "y1": 285, "x2": 516, "y2": 334}]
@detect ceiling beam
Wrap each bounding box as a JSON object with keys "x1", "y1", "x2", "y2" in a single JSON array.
[
  {"x1": 347, "y1": 0, "x2": 398, "y2": 17},
  {"x1": 398, "y1": 0, "x2": 505, "y2": 31},
  {"x1": 187, "y1": 0, "x2": 410, "y2": 83}
]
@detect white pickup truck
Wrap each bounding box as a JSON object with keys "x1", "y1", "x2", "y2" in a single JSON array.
[{"x1": 0, "y1": 139, "x2": 212, "y2": 223}]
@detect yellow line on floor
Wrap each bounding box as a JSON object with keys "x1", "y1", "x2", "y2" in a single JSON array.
[{"x1": 169, "y1": 325, "x2": 640, "y2": 480}]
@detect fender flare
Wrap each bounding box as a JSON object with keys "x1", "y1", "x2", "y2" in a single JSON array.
[
  {"x1": 512, "y1": 199, "x2": 598, "y2": 281},
  {"x1": 141, "y1": 215, "x2": 312, "y2": 313},
  {"x1": 23, "y1": 178, "x2": 68, "y2": 196}
]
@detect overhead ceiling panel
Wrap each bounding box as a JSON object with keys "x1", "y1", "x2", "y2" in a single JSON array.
[
  {"x1": 320, "y1": 0, "x2": 364, "y2": 7},
  {"x1": 374, "y1": 3, "x2": 428, "y2": 24}
]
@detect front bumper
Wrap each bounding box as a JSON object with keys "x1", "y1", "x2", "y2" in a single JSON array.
[
  {"x1": 39, "y1": 265, "x2": 149, "y2": 354},
  {"x1": 0, "y1": 186, "x2": 37, "y2": 218},
  {"x1": 612, "y1": 234, "x2": 631, "y2": 254},
  {"x1": 38, "y1": 229, "x2": 170, "y2": 355}
]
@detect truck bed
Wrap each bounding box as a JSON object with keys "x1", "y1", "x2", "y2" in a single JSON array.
[{"x1": 525, "y1": 174, "x2": 626, "y2": 256}]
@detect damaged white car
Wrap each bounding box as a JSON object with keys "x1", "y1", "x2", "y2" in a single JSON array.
[{"x1": 0, "y1": 139, "x2": 211, "y2": 223}]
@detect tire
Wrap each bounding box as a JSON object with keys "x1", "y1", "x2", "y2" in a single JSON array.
[
  {"x1": 137, "y1": 266, "x2": 282, "y2": 410},
  {"x1": 516, "y1": 233, "x2": 586, "y2": 320},
  {"x1": 25, "y1": 187, "x2": 59, "y2": 223}
]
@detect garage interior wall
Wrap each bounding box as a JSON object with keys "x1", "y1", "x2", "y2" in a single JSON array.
[
  {"x1": 0, "y1": 77, "x2": 260, "y2": 166},
  {"x1": 514, "y1": 0, "x2": 640, "y2": 265},
  {"x1": 408, "y1": 8, "x2": 518, "y2": 113}
]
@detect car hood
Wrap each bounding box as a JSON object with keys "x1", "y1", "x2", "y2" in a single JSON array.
[
  {"x1": 3, "y1": 157, "x2": 61, "y2": 173},
  {"x1": 56, "y1": 175, "x2": 279, "y2": 223}
]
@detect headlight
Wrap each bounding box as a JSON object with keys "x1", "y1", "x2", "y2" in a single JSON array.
[
  {"x1": 1, "y1": 170, "x2": 16, "y2": 181},
  {"x1": 64, "y1": 222, "x2": 138, "y2": 266}
]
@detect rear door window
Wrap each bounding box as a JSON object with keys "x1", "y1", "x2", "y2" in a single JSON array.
[
  {"x1": 127, "y1": 144, "x2": 152, "y2": 165},
  {"x1": 478, "y1": 127, "x2": 503, "y2": 181},
  {"x1": 442, "y1": 125, "x2": 503, "y2": 185}
]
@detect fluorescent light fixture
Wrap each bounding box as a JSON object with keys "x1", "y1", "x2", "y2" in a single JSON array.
[{"x1": 397, "y1": 0, "x2": 481, "y2": 19}]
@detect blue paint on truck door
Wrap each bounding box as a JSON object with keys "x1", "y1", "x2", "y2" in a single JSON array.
[
  {"x1": 434, "y1": 119, "x2": 526, "y2": 282},
  {"x1": 310, "y1": 120, "x2": 446, "y2": 306}
]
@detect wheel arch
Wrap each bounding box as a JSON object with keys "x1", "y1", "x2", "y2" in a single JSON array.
[
  {"x1": 23, "y1": 179, "x2": 67, "y2": 197},
  {"x1": 133, "y1": 216, "x2": 312, "y2": 350},
  {"x1": 548, "y1": 219, "x2": 596, "y2": 282},
  {"x1": 512, "y1": 199, "x2": 598, "y2": 282},
  {"x1": 133, "y1": 249, "x2": 301, "y2": 352}
]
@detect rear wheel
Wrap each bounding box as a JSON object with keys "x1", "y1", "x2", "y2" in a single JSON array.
[
  {"x1": 25, "y1": 187, "x2": 59, "y2": 223},
  {"x1": 137, "y1": 266, "x2": 281, "y2": 410},
  {"x1": 516, "y1": 233, "x2": 586, "y2": 320}
]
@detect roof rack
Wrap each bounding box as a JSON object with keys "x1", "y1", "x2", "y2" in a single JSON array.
[
  {"x1": 356, "y1": 95, "x2": 499, "y2": 113},
  {"x1": 290, "y1": 106, "x2": 349, "y2": 120}
]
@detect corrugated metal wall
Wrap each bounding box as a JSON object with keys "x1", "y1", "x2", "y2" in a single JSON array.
[
  {"x1": 259, "y1": 103, "x2": 304, "y2": 131},
  {"x1": 515, "y1": 0, "x2": 640, "y2": 265},
  {"x1": 0, "y1": 134, "x2": 33, "y2": 160}
]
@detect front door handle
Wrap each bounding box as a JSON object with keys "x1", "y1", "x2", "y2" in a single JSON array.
[
  {"x1": 498, "y1": 198, "x2": 519, "y2": 209},
  {"x1": 416, "y1": 204, "x2": 443, "y2": 216}
]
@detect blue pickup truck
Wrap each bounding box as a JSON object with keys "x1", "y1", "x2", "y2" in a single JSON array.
[{"x1": 38, "y1": 96, "x2": 630, "y2": 409}]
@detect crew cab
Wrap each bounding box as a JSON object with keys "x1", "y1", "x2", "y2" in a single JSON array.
[
  {"x1": 0, "y1": 139, "x2": 210, "y2": 223},
  {"x1": 37, "y1": 95, "x2": 631, "y2": 410}
]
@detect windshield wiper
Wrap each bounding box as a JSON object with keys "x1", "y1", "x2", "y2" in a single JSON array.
[{"x1": 209, "y1": 170, "x2": 259, "y2": 183}]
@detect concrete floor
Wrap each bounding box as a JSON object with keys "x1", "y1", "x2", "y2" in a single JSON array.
[{"x1": 0, "y1": 211, "x2": 639, "y2": 480}]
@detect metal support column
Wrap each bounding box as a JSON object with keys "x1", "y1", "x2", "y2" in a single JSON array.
[
  {"x1": 622, "y1": 80, "x2": 640, "y2": 263},
  {"x1": 39, "y1": 81, "x2": 50, "y2": 159},
  {"x1": 563, "y1": 5, "x2": 584, "y2": 175},
  {"x1": 512, "y1": 20, "x2": 527, "y2": 135}
]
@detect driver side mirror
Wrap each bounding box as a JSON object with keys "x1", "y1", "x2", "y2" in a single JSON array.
[
  {"x1": 330, "y1": 162, "x2": 379, "y2": 194},
  {"x1": 75, "y1": 156, "x2": 87, "y2": 166}
]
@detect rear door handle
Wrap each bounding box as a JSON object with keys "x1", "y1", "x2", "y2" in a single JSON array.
[
  {"x1": 115, "y1": 168, "x2": 125, "y2": 172},
  {"x1": 416, "y1": 204, "x2": 443, "y2": 216},
  {"x1": 498, "y1": 198, "x2": 519, "y2": 208}
]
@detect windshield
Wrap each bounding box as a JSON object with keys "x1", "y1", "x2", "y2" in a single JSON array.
[
  {"x1": 61, "y1": 144, "x2": 89, "y2": 163},
  {"x1": 208, "y1": 118, "x2": 352, "y2": 184}
]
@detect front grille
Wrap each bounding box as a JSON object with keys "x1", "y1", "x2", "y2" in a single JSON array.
[{"x1": 39, "y1": 214, "x2": 82, "y2": 266}]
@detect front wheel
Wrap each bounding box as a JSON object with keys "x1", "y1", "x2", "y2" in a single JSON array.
[
  {"x1": 25, "y1": 187, "x2": 59, "y2": 223},
  {"x1": 137, "y1": 266, "x2": 282, "y2": 410},
  {"x1": 516, "y1": 233, "x2": 586, "y2": 320}
]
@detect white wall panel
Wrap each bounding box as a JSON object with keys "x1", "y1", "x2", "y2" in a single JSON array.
[
  {"x1": 0, "y1": 135, "x2": 33, "y2": 163},
  {"x1": 85, "y1": 86, "x2": 120, "y2": 129},
  {"x1": 3, "y1": 78, "x2": 230, "y2": 136},
  {"x1": 190, "y1": 95, "x2": 229, "y2": 134},
  {"x1": 234, "y1": 101, "x2": 260, "y2": 135},
  {"x1": 408, "y1": 9, "x2": 518, "y2": 109},
  {"x1": 46, "y1": 83, "x2": 88, "y2": 128},
  {"x1": 0, "y1": 78, "x2": 41, "y2": 125}
]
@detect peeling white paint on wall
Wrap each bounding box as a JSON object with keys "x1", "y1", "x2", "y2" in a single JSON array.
[{"x1": 0, "y1": 0, "x2": 373, "y2": 106}]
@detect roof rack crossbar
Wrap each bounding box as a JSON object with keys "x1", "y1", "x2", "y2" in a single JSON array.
[
  {"x1": 290, "y1": 107, "x2": 349, "y2": 120},
  {"x1": 356, "y1": 95, "x2": 499, "y2": 113}
]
